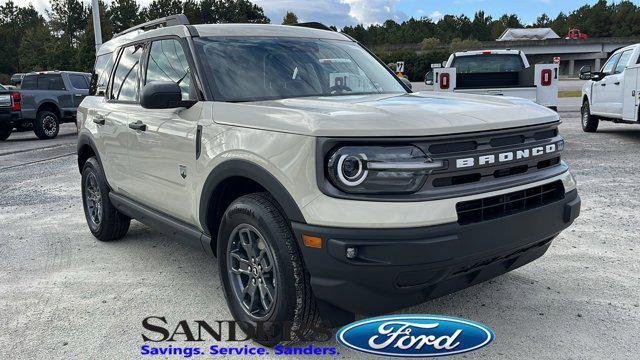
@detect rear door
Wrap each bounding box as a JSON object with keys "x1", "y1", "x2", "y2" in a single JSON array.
[
  {"x1": 608, "y1": 50, "x2": 633, "y2": 117},
  {"x1": 125, "y1": 38, "x2": 200, "y2": 224},
  {"x1": 68, "y1": 73, "x2": 91, "y2": 107},
  {"x1": 97, "y1": 43, "x2": 146, "y2": 193},
  {"x1": 622, "y1": 65, "x2": 639, "y2": 121}
]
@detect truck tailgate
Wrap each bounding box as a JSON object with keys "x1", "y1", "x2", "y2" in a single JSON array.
[{"x1": 454, "y1": 87, "x2": 537, "y2": 102}]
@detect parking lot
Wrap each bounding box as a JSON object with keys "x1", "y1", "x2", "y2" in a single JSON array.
[{"x1": 1, "y1": 96, "x2": 639, "y2": 359}]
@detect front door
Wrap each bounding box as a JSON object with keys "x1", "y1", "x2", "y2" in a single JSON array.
[{"x1": 125, "y1": 38, "x2": 200, "y2": 224}]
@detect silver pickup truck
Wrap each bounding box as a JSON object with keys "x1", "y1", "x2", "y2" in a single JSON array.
[{"x1": 2, "y1": 71, "x2": 91, "y2": 140}]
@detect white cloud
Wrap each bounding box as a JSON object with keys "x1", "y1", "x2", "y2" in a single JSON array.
[
  {"x1": 340, "y1": 0, "x2": 406, "y2": 25},
  {"x1": 429, "y1": 10, "x2": 443, "y2": 20}
]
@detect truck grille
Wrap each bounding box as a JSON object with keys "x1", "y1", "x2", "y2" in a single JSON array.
[
  {"x1": 422, "y1": 123, "x2": 563, "y2": 192},
  {"x1": 317, "y1": 122, "x2": 567, "y2": 202},
  {"x1": 456, "y1": 180, "x2": 564, "y2": 225}
]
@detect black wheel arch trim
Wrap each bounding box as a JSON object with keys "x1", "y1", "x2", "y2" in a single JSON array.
[
  {"x1": 77, "y1": 133, "x2": 104, "y2": 175},
  {"x1": 199, "y1": 159, "x2": 306, "y2": 236}
]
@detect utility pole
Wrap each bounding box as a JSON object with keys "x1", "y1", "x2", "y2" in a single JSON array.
[{"x1": 92, "y1": 0, "x2": 103, "y2": 52}]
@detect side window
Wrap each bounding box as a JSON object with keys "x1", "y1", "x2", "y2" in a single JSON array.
[
  {"x1": 21, "y1": 75, "x2": 37, "y2": 90},
  {"x1": 35, "y1": 75, "x2": 65, "y2": 90},
  {"x1": 601, "y1": 53, "x2": 621, "y2": 75},
  {"x1": 69, "y1": 74, "x2": 89, "y2": 89},
  {"x1": 91, "y1": 52, "x2": 115, "y2": 96},
  {"x1": 146, "y1": 39, "x2": 192, "y2": 100},
  {"x1": 111, "y1": 44, "x2": 144, "y2": 101},
  {"x1": 614, "y1": 51, "x2": 632, "y2": 74}
]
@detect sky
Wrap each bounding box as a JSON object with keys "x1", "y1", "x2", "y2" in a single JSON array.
[{"x1": 6, "y1": 0, "x2": 640, "y2": 28}]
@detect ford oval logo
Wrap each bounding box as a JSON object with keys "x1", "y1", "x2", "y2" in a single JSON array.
[{"x1": 336, "y1": 315, "x2": 494, "y2": 357}]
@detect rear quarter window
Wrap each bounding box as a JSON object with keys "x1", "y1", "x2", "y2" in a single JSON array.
[
  {"x1": 21, "y1": 75, "x2": 37, "y2": 90},
  {"x1": 69, "y1": 74, "x2": 89, "y2": 89},
  {"x1": 91, "y1": 52, "x2": 116, "y2": 96}
]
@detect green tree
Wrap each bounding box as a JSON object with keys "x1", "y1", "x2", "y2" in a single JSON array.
[
  {"x1": 144, "y1": 0, "x2": 183, "y2": 21},
  {"x1": 450, "y1": 38, "x2": 482, "y2": 52},
  {"x1": 183, "y1": 0, "x2": 202, "y2": 24},
  {"x1": 108, "y1": 0, "x2": 141, "y2": 34},
  {"x1": 471, "y1": 11, "x2": 492, "y2": 41},
  {"x1": 420, "y1": 37, "x2": 440, "y2": 51},
  {"x1": 19, "y1": 22, "x2": 54, "y2": 72},
  {"x1": 282, "y1": 11, "x2": 298, "y2": 25},
  {"x1": 48, "y1": 0, "x2": 88, "y2": 48},
  {"x1": 533, "y1": 13, "x2": 551, "y2": 28},
  {"x1": 76, "y1": 0, "x2": 112, "y2": 72}
]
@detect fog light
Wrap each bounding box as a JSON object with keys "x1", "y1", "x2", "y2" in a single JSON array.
[{"x1": 346, "y1": 247, "x2": 358, "y2": 259}]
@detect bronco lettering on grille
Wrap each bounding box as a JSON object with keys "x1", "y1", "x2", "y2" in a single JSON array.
[{"x1": 455, "y1": 142, "x2": 561, "y2": 169}]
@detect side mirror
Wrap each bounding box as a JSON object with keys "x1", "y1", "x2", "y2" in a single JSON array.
[
  {"x1": 140, "y1": 81, "x2": 195, "y2": 109},
  {"x1": 425, "y1": 71, "x2": 434, "y2": 86},
  {"x1": 399, "y1": 77, "x2": 412, "y2": 91},
  {"x1": 579, "y1": 65, "x2": 592, "y2": 80}
]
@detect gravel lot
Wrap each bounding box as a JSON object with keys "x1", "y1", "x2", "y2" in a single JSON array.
[{"x1": 1, "y1": 100, "x2": 638, "y2": 359}]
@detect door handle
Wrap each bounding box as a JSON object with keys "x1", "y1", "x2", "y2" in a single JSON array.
[
  {"x1": 93, "y1": 114, "x2": 105, "y2": 125},
  {"x1": 600, "y1": 83, "x2": 606, "y2": 86},
  {"x1": 614, "y1": 81, "x2": 620, "y2": 85},
  {"x1": 128, "y1": 120, "x2": 147, "y2": 131}
]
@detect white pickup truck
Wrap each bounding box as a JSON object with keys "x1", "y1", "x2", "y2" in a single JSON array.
[
  {"x1": 580, "y1": 44, "x2": 640, "y2": 132},
  {"x1": 428, "y1": 50, "x2": 559, "y2": 110}
]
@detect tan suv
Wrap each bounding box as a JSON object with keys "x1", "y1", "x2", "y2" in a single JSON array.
[{"x1": 77, "y1": 15, "x2": 581, "y2": 345}]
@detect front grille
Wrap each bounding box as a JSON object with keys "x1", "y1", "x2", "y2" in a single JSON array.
[
  {"x1": 456, "y1": 180, "x2": 565, "y2": 225},
  {"x1": 317, "y1": 122, "x2": 567, "y2": 202},
  {"x1": 423, "y1": 123, "x2": 563, "y2": 191}
]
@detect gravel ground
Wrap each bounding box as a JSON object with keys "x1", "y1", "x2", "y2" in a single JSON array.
[{"x1": 0, "y1": 101, "x2": 638, "y2": 359}]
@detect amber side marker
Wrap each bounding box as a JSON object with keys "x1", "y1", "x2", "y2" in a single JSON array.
[{"x1": 302, "y1": 234, "x2": 322, "y2": 249}]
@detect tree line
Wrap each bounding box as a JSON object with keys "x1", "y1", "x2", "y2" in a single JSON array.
[
  {"x1": 0, "y1": 0, "x2": 270, "y2": 83},
  {"x1": 342, "y1": 0, "x2": 640, "y2": 46},
  {"x1": 1, "y1": 0, "x2": 639, "y2": 83}
]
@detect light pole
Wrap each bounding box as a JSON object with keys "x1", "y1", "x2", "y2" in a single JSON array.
[{"x1": 91, "y1": 0, "x2": 103, "y2": 52}]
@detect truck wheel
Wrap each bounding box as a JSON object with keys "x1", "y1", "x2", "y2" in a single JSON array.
[
  {"x1": 81, "y1": 157, "x2": 131, "y2": 241},
  {"x1": 0, "y1": 124, "x2": 11, "y2": 141},
  {"x1": 218, "y1": 193, "x2": 321, "y2": 346},
  {"x1": 581, "y1": 101, "x2": 599, "y2": 132},
  {"x1": 34, "y1": 110, "x2": 60, "y2": 139}
]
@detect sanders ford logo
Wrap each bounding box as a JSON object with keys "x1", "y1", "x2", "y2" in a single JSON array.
[{"x1": 336, "y1": 315, "x2": 493, "y2": 357}]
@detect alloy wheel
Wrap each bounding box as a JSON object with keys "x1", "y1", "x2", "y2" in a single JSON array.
[
  {"x1": 227, "y1": 224, "x2": 277, "y2": 320},
  {"x1": 85, "y1": 172, "x2": 102, "y2": 227},
  {"x1": 43, "y1": 115, "x2": 58, "y2": 137}
]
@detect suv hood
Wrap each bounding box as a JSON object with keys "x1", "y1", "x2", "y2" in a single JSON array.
[{"x1": 212, "y1": 92, "x2": 559, "y2": 137}]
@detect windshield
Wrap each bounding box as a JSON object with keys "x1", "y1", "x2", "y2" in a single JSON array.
[
  {"x1": 0, "y1": 84, "x2": 5, "y2": 90},
  {"x1": 452, "y1": 54, "x2": 525, "y2": 74},
  {"x1": 194, "y1": 37, "x2": 406, "y2": 102}
]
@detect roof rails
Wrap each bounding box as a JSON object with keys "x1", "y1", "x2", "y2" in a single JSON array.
[
  {"x1": 114, "y1": 14, "x2": 190, "y2": 38},
  {"x1": 293, "y1": 22, "x2": 334, "y2": 31}
]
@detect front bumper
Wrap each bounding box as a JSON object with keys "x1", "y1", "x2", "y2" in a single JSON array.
[{"x1": 292, "y1": 189, "x2": 580, "y2": 316}]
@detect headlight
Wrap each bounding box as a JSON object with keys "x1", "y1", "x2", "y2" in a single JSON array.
[{"x1": 326, "y1": 146, "x2": 444, "y2": 194}]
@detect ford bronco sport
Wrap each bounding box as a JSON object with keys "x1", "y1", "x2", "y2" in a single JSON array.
[{"x1": 77, "y1": 15, "x2": 581, "y2": 344}]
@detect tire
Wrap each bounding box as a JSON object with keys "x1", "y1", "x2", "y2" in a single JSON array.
[
  {"x1": 217, "y1": 193, "x2": 321, "y2": 346},
  {"x1": 581, "y1": 101, "x2": 599, "y2": 132},
  {"x1": 0, "y1": 124, "x2": 11, "y2": 141},
  {"x1": 34, "y1": 110, "x2": 60, "y2": 139},
  {"x1": 81, "y1": 157, "x2": 130, "y2": 241}
]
